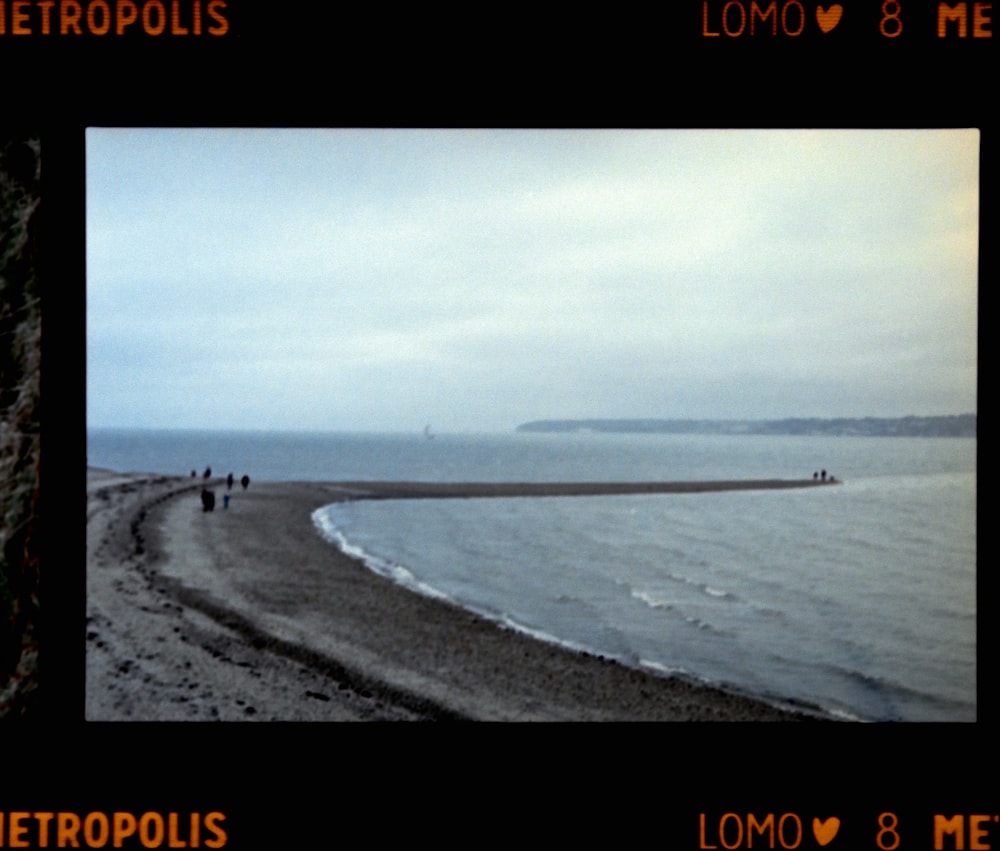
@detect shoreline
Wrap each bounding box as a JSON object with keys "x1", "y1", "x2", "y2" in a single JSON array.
[{"x1": 86, "y1": 468, "x2": 836, "y2": 721}]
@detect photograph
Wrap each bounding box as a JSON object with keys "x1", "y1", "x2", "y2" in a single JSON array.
[{"x1": 85, "y1": 127, "x2": 977, "y2": 724}]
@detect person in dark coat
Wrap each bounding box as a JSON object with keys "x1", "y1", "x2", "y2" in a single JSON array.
[
  {"x1": 227, "y1": 473, "x2": 234, "y2": 490},
  {"x1": 203, "y1": 466, "x2": 212, "y2": 480},
  {"x1": 200, "y1": 488, "x2": 215, "y2": 512},
  {"x1": 241, "y1": 474, "x2": 250, "y2": 490}
]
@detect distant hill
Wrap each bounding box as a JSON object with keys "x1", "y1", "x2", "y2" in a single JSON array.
[{"x1": 516, "y1": 415, "x2": 977, "y2": 438}]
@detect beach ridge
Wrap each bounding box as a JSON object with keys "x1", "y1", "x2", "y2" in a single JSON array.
[{"x1": 86, "y1": 468, "x2": 834, "y2": 721}]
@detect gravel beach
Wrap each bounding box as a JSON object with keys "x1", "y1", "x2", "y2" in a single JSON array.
[{"x1": 86, "y1": 468, "x2": 831, "y2": 721}]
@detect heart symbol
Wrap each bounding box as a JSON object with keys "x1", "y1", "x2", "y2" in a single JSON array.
[
  {"x1": 816, "y1": 4, "x2": 843, "y2": 32},
  {"x1": 813, "y1": 817, "x2": 841, "y2": 846}
]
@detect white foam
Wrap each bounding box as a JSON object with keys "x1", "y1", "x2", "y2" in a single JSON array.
[{"x1": 312, "y1": 507, "x2": 451, "y2": 603}]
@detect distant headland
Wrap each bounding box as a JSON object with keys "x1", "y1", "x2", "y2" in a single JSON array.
[{"x1": 515, "y1": 414, "x2": 976, "y2": 438}]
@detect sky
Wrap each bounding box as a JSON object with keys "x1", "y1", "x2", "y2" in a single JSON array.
[{"x1": 86, "y1": 128, "x2": 979, "y2": 433}]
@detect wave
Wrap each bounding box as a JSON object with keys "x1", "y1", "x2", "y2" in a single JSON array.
[
  {"x1": 313, "y1": 506, "x2": 669, "y2": 682},
  {"x1": 309, "y1": 450, "x2": 975, "y2": 723},
  {"x1": 312, "y1": 504, "x2": 966, "y2": 722},
  {"x1": 311, "y1": 508, "x2": 451, "y2": 604},
  {"x1": 629, "y1": 575, "x2": 737, "y2": 608}
]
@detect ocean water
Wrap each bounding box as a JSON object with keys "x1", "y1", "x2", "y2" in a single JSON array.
[{"x1": 88, "y1": 428, "x2": 977, "y2": 722}]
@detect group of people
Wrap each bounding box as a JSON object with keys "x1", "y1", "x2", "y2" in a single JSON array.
[
  {"x1": 194, "y1": 467, "x2": 251, "y2": 512},
  {"x1": 812, "y1": 469, "x2": 838, "y2": 483}
]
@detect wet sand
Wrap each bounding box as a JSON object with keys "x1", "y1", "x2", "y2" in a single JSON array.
[{"x1": 86, "y1": 469, "x2": 835, "y2": 721}]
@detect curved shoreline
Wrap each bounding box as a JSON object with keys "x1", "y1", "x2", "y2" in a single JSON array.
[{"x1": 86, "y1": 469, "x2": 836, "y2": 721}]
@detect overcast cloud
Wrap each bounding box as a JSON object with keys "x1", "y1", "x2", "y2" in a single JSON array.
[{"x1": 86, "y1": 128, "x2": 979, "y2": 433}]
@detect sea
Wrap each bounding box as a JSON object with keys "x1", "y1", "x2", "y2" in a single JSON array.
[{"x1": 87, "y1": 427, "x2": 978, "y2": 722}]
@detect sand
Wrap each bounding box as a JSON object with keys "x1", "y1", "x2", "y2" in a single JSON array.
[{"x1": 86, "y1": 468, "x2": 836, "y2": 721}]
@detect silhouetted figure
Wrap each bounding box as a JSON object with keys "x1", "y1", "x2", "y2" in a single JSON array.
[
  {"x1": 223, "y1": 494, "x2": 230, "y2": 509},
  {"x1": 227, "y1": 473, "x2": 234, "y2": 490},
  {"x1": 241, "y1": 474, "x2": 250, "y2": 490},
  {"x1": 191, "y1": 470, "x2": 196, "y2": 478},
  {"x1": 813, "y1": 471, "x2": 819, "y2": 480},
  {"x1": 821, "y1": 469, "x2": 827, "y2": 482},
  {"x1": 201, "y1": 488, "x2": 215, "y2": 512},
  {"x1": 203, "y1": 466, "x2": 212, "y2": 480}
]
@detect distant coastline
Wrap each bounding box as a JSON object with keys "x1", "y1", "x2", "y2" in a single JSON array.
[{"x1": 516, "y1": 414, "x2": 976, "y2": 438}]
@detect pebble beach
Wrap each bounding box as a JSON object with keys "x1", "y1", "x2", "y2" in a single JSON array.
[{"x1": 85, "y1": 468, "x2": 831, "y2": 721}]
